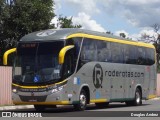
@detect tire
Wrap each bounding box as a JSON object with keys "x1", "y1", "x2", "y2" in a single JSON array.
[
  {"x1": 134, "y1": 88, "x2": 142, "y2": 106},
  {"x1": 74, "y1": 89, "x2": 87, "y2": 111},
  {"x1": 126, "y1": 88, "x2": 142, "y2": 106},
  {"x1": 34, "y1": 105, "x2": 46, "y2": 111},
  {"x1": 95, "y1": 102, "x2": 109, "y2": 108}
]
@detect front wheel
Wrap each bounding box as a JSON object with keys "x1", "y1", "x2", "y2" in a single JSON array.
[{"x1": 74, "y1": 89, "x2": 87, "y2": 111}]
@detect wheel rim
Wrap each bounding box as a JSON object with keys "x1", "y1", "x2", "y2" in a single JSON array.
[
  {"x1": 80, "y1": 93, "x2": 86, "y2": 109},
  {"x1": 136, "y1": 92, "x2": 140, "y2": 104}
]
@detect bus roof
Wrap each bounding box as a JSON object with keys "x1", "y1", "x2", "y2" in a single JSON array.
[
  {"x1": 20, "y1": 28, "x2": 155, "y2": 49},
  {"x1": 20, "y1": 28, "x2": 122, "y2": 41}
]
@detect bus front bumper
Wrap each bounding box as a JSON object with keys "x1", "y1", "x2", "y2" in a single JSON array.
[{"x1": 12, "y1": 90, "x2": 70, "y2": 105}]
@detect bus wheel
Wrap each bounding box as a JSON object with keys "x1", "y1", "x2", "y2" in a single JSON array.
[
  {"x1": 34, "y1": 105, "x2": 46, "y2": 111},
  {"x1": 134, "y1": 88, "x2": 142, "y2": 106},
  {"x1": 126, "y1": 88, "x2": 142, "y2": 106},
  {"x1": 74, "y1": 89, "x2": 87, "y2": 111},
  {"x1": 95, "y1": 102, "x2": 109, "y2": 108}
]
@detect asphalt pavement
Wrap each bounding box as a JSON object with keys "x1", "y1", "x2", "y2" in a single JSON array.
[
  {"x1": 0, "y1": 97, "x2": 159, "y2": 111},
  {"x1": 0, "y1": 98, "x2": 160, "y2": 118}
]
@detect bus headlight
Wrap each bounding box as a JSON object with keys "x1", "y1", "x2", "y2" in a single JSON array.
[
  {"x1": 12, "y1": 89, "x2": 17, "y2": 93},
  {"x1": 52, "y1": 86, "x2": 64, "y2": 93}
]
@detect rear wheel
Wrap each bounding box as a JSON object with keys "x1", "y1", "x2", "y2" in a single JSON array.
[
  {"x1": 134, "y1": 88, "x2": 142, "y2": 106},
  {"x1": 126, "y1": 88, "x2": 142, "y2": 106},
  {"x1": 74, "y1": 89, "x2": 87, "y2": 111}
]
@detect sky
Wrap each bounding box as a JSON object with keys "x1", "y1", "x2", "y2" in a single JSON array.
[{"x1": 53, "y1": 0, "x2": 160, "y2": 41}]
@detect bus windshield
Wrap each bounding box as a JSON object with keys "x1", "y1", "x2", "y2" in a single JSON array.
[{"x1": 13, "y1": 41, "x2": 64, "y2": 85}]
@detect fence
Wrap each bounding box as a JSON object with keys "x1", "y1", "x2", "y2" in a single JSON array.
[{"x1": 0, "y1": 66, "x2": 160, "y2": 105}]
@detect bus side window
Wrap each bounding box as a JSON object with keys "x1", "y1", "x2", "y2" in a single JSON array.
[
  {"x1": 123, "y1": 45, "x2": 129, "y2": 64},
  {"x1": 87, "y1": 41, "x2": 96, "y2": 61},
  {"x1": 110, "y1": 42, "x2": 123, "y2": 63},
  {"x1": 145, "y1": 48, "x2": 155, "y2": 65},
  {"x1": 63, "y1": 50, "x2": 74, "y2": 78},
  {"x1": 151, "y1": 49, "x2": 155, "y2": 65},
  {"x1": 123, "y1": 45, "x2": 137, "y2": 64},
  {"x1": 137, "y1": 47, "x2": 145, "y2": 65},
  {"x1": 97, "y1": 41, "x2": 111, "y2": 62},
  {"x1": 145, "y1": 48, "x2": 150, "y2": 65},
  {"x1": 80, "y1": 38, "x2": 97, "y2": 62},
  {"x1": 79, "y1": 39, "x2": 90, "y2": 67}
]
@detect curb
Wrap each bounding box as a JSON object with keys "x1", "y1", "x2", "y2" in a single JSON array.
[
  {"x1": 151, "y1": 97, "x2": 160, "y2": 100},
  {"x1": 0, "y1": 105, "x2": 33, "y2": 111}
]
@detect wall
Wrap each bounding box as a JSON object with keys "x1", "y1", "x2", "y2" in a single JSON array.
[
  {"x1": 157, "y1": 74, "x2": 160, "y2": 96},
  {"x1": 0, "y1": 66, "x2": 13, "y2": 105}
]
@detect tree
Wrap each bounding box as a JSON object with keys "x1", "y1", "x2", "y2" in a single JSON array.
[
  {"x1": 0, "y1": 0, "x2": 82, "y2": 65},
  {"x1": 138, "y1": 23, "x2": 160, "y2": 71},
  {"x1": 119, "y1": 33, "x2": 126, "y2": 38},
  {"x1": 1, "y1": 0, "x2": 55, "y2": 40},
  {"x1": 106, "y1": 31, "x2": 113, "y2": 35},
  {"x1": 151, "y1": 24, "x2": 160, "y2": 70},
  {"x1": 56, "y1": 16, "x2": 82, "y2": 28},
  {"x1": 0, "y1": 0, "x2": 55, "y2": 65}
]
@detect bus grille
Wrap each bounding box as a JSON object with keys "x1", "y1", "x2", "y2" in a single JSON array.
[{"x1": 19, "y1": 95, "x2": 47, "y2": 102}]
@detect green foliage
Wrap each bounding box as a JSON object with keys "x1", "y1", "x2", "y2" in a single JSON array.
[
  {"x1": 1, "y1": 0, "x2": 55, "y2": 40},
  {"x1": 119, "y1": 33, "x2": 126, "y2": 38},
  {"x1": 57, "y1": 16, "x2": 82, "y2": 28},
  {"x1": 0, "y1": 0, "x2": 82, "y2": 65},
  {"x1": 157, "y1": 62, "x2": 160, "y2": 73},
  {"x1": 0, "y1": 0, "x2": 55, "y2": 65},
  {"x1": 153, "y1": 42, "x2": 160, "y2": 72}
]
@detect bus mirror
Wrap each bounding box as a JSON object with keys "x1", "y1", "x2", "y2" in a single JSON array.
[
  {"x1": 3, "y1": 48, "x2": 16, "y2": 65},
  {"x1": 59, "y1": 45, "x2": 74, "y2": 64}
]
